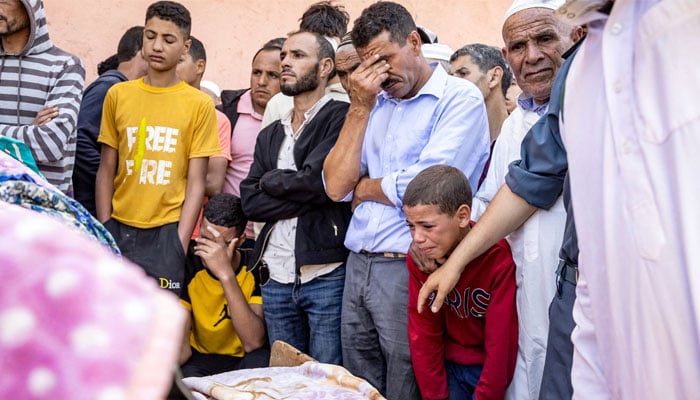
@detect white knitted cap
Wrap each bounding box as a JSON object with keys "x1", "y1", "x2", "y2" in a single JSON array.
[
  {"x1": 200, "y1": 80, "x2": 221, "y2": 98},
  {"x1": 422, "y1": 43, "x2": 454, "y2": 62},
  {"x1": 503, "y1": 0, "x2": 565, "y2": 26}
]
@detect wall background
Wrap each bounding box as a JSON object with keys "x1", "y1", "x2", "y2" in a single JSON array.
[{"x1": 44, "y1": 0, "x2": 512, "y2": 90}]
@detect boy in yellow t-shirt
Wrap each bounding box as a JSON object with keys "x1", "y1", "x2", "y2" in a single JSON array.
[{"x1": 96, "y1": 1, "x2": 219, "y2": 295}]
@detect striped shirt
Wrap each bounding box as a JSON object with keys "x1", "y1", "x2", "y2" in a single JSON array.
[{"x1": 0, "y1": 0, "x2": 85, "y2": 194}]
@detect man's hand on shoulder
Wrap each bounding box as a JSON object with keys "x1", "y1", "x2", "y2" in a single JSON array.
[{"x1": 409, "y1": 241, "x2": 438, "y2": 274}]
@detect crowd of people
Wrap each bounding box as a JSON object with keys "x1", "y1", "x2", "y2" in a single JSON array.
[{"x1": 1, "y1": 0, "x2": 699, "y2": 399}]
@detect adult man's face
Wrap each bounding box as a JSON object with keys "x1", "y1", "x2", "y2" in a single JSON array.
[
  {"x1": 0, "y1": 0, "x2": 29, "y2": 37},
  {"x1": 502, "y1": 8, "x2": 576, "y2": 104},
  {"x1": 279, "y1": 32, "x2": 322, "y2": 96},
  {"x1": 449, "y1": 55, "x2": 490, "y2": 99},
  {"x1": 335, "y1": 44, "x2": 361, "y2": 94},
  {"x1": 357, "y1": 30, "x2": 423, "y2": 99},
  {"x1": 250, "y1": 49, "x2": 281, "y2": 114}
]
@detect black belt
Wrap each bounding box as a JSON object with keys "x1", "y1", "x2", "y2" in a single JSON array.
[
  {"x1": 359, "y1": 250, "x2": 406, "y2": 259},
  {"x1": 557, "y1": 260, "x2": 578, "y2": 285}
]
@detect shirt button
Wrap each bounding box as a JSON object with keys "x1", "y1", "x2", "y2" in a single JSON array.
[
  {"x1": 397, "y1": 107, "x2": 402, "y2": 111},
  {"x1": 610, "y1": 23, "x2": 623, "y2": 35},
  {"x1": 614, "y1": 80, "x2": 623, "y2": 93}
]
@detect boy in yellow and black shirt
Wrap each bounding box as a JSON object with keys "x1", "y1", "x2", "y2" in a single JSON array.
[
  {"x1": 96, "y1": 2, "x2": 219, "y2": 295},
  {"x1": 179, "y1": 193, "x2": 269, "y2": 377}
]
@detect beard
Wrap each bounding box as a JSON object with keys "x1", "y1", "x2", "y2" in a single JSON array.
[{"x1": 281, "y1": 63, "x2": 320, "y2": 96}]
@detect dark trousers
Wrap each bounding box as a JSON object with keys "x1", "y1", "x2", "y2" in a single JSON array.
[
  {"x1": 105, "y1": 219, "x2": 186, "y2": 296},
  {"x1": 538, "y1": 266, "x2": 576, "y2": 400},
  {"x1": 181, "y1": 347, "x2": 271, "y2": 378}
]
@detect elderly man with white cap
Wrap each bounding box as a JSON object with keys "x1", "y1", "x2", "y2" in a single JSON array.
[
  {"x1": 413, "y1": 0, "x2": 582, "y2": 399},
  {"x1": 471, "y1": 1, "x2": 581, "y2": 398}
]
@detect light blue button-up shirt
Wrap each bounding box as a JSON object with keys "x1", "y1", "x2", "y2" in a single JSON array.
[{"x1": 343, "y1": 65, "x2": 490, "y2": 254}]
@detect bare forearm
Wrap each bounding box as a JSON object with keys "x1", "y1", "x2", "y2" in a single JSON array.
[
  {"x1": 323, "y1": 106, "x2": 371, "y2": 200},
  {"x1": 95, "y1": 146, "x2": 117, "y2": 223},
  {"x1": 205, "y1": 157, "x2": 227, "y2": 197},
  {"x1": 221, "y1": 279, "x2": 266, "y2": 352},
  {"x1": 179, "y1": 158, "x2": 209, "y2": 252},
  {"x1": 179, "y1": 316, "x2": 193, "y2": 365},
  {"x1": 446, "y1": 184, "x2": 536, "y2": 273},
  {"x1": 417, "y1": 184, "x2": 537, "y2": 313}
]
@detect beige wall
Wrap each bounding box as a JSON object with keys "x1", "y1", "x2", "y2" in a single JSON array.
[{"x1": 45, "y1": 0, "x2": 511, "y2": 90}]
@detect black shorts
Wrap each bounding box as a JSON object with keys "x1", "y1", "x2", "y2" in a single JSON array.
[{"x1": 104, "y1": 219, "x2": 186, "y2": 296}]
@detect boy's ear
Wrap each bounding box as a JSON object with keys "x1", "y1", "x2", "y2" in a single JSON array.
[
  {"x1": 182, "y1": 38, "x2": 192, "y2": 57},
  {"x1": 456, "y1": 204, "x2": 471, "y2": 228}
]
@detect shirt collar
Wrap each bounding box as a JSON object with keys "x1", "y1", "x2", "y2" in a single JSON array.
[
  {"x1": 281, "y1": 95, "x2": 331, "y2": 137},
  {"x1": 517, "y1": 94, "x2": 549, "y2": 117},
  {"x1": 379, "y1": 63, "x2": 446, "y2": 103},
  {"x1": 237, "y1": 90, "x2": 263, "y2": 120}
]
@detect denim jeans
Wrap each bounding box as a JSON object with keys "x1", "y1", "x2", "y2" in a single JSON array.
[
  {"x1": 260, "y1": 264, "x2": 344, "y2": 365},
  {"x1": 446, "y1": 362, "x2": 482, "y2": 400}
]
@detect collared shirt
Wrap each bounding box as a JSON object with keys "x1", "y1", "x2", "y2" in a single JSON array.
[
  {"x1": 516, "y1": 95, "x2": 548, "y2": 117},
  {"x1": 260, "y1": 83, "x2": 349, "y2": 129},
  {"x1": 262, "y1": 95, "x2": 341, "y2": 284},
  {"x1": 343, "y1": 65, "x2": 490, "y2": 254},
  {"x1": 559, "y1": 1, "x2": 700, "y2": 398},
  {"x1": 223, "y1": 90, "x2": 262, "y2": 239}
]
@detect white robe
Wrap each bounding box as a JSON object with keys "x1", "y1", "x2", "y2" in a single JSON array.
[{"x1": 472, "y1": 105, "x2": 566, "y2": 400}]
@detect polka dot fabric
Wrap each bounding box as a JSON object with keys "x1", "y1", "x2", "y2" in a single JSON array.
[{"x1": 0, "y1": 202, "x2": 185, "y2": 399}]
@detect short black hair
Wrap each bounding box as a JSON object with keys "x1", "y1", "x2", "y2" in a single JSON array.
[
  {"x1": 117, "y1": 26, "x2": 144, "y2": 63},
  {"x1": 187, "y1": 35, "x2": 206, "y2": 62},
  {"x1": 97, "y1": 54, "x2": 119, "y2": 75},
  {"x1": 404, "y1": 165, "x2": 473, "y2": 215},
  {"x1": 145, "y1": 1, "x2": 191, "y2": 39},
  {"x1": 299, "y1": 1, "x2": 349, "y2": 38},
  {"x1": 251, "y1": 37, "x2": 285, "y2": 64},
  {"x1": 351, "y1": 1, "x2": 416, "y2": 49},
  {"x1": 287, "y1": 30, "x2": 336, "y2": 80},
  {"x1": 203, "y1": 193, "x2": 247, "y2": 234},
  {"x1": 450, "y1": 43, "x2": 513, "y2": 96}
]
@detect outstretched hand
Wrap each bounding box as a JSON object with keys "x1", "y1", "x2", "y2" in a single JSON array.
[{"x1": 416, "y1": 261, "x2": 462, "y2": 314}]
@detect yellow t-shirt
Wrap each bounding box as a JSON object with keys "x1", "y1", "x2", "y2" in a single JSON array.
[
  {"x1": 180, "y1": 249, "x2": 262, "y2": 357},
  {"x1": 98, "y1": 78, "x2": 220, "y2": 228}
]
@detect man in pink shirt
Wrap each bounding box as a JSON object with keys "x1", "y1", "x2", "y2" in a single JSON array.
[{"x1": 219, "y1": 39, "x2": 283, "y2": 248}]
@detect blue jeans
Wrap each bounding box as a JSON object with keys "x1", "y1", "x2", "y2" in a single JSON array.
[
  {"x1": 260, "y1": 265, "x2": 344, "y2": 365},
  {"x1": 446, "y1": 362, "x2": 482, "y2": 400}
]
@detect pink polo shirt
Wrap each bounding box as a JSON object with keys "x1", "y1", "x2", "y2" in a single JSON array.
[{"x1": 223, "y1": 90, "x2": 262, "y2": 239}]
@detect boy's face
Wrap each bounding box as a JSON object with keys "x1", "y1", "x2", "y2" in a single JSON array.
[
  {"x1": 404, "y1": 203, "x2": 470, "y2": 264},
  {"x1": 176, "y1": 52, "x2": 203, "y2": 87},
  {"x1": 142, "y1": 17, "x2": 190, "y2": 73}
]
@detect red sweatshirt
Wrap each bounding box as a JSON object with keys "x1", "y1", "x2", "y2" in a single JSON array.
[{"x1": 408, "y1": 238, "x2": 518, "y2": 400}]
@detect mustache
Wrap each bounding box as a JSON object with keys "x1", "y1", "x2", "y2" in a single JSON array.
[{"x1": 381, "y1": 78, "x2": 400, "y2": 90}]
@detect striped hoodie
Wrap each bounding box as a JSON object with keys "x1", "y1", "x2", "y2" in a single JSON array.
[{"x1": 0, "y1": 0, "x2": 85, "y2": 194}]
